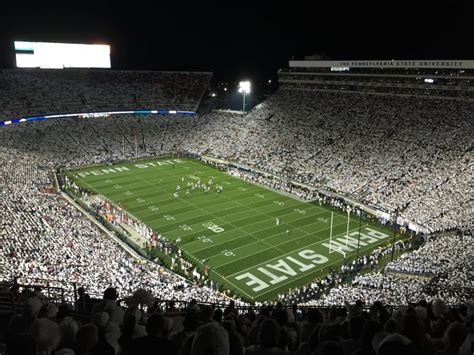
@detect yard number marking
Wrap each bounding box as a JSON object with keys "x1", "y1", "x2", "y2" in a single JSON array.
[
  {"x1": 180, "y1": 224, "x2": 193, "y2": 231},
  {"x1": 294, "y1": 208, "x2": 306, "y2": 215},
  {"x1": 202, "y1": 222, "x2": 225, "y2": 233},
  {"x1": 221, "y1": 249, "x2": 235, "y2": 257},
  {"x1": 198, "y1": 236, "x2": 213, "y2": 243}
]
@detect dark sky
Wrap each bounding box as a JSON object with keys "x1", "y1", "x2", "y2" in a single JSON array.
[{"x1": 1, "y1": 0, "x2": 472, "y2": 83}]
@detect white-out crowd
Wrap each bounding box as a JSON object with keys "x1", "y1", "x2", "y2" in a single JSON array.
[
  {"x1": 182, "y1": 90, "x2": 473, "y2": 233},
  {"x1": 0, "y1": 72, "x2": 472, "y2": 311},
  {"x1": 0, "y1": 152, "x2": 238, "y2": 305},
  {"x1": 303, "y1": 233, "x2": 473, "y2": 307},
  {"x1": 0, "y1": 69, "x2": 211, "y2": 119}
]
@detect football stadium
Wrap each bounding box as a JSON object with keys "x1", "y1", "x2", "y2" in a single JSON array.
[
  {"x1": 0, "y1": 8, "x2": 473, "y2": 355},
  {"x1": 63, "y1": 156, "x2": 396, "y2": 302}
]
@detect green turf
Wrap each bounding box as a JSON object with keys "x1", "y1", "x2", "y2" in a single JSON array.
[{"x1": 65, "y1": 157, "x2": 397, "y2": 302}]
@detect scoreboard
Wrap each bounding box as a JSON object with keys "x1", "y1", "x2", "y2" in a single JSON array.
[{"x1": 14, "y1": 41, "x2": 111, "y2": 69}]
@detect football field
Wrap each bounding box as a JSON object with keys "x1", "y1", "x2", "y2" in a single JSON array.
[{"x1": 66, "y1": 157, "x2": 395, "y2": 302}]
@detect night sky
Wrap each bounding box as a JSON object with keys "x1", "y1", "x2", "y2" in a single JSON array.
[{"x1": 1, "y1": 0, "x2": 472, "y2": 84}]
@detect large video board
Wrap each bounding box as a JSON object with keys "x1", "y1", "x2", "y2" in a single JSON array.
[{"x1": 14, "y1": 41, "x2": 111, "y2": 69}]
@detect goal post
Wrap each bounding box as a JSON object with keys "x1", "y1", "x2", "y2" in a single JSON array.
[{"x1": 328, "y1": 211, "x2": 334, "y2": 253}]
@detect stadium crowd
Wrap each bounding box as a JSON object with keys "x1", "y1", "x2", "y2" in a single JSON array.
[
  {"x1": 2, "y1": 86, "x2": 472, "y2": 236},
  {"x1": 182, "y1": 90, "x2": 473, "y2": 234},
  {"x1": 302, "y1": 233, "x2": 473, "y2": 307},
  {"x1": 0, "y1": 69, "x2": 211, "y2": 118},
  {"x1": 0, "y1": 70, "x2": 473, "y2": 354},
  {"x1": 1, "y1": 285, "x2": 473, "y2": 355},
  {"x1": 1, "y1": 109, "x2": 472, "y2": 305},
  {"x1": 0, "y1": 150, "x2": 237, "y2": 306},
  {"x1": 227, "y1": 167, "x2": 317, "y2": 201}
]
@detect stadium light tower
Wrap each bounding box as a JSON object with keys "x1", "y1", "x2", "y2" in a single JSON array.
[{"x1": 238, "y1": 81, "x2": 251, "y2": 113}]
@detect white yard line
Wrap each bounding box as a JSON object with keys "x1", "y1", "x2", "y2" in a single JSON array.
[
  {"x1": 132, "y1": 194, "x2": 301, "y2": 224},
  {"x1": 221, "y1": 223, "x2": 369, "y2": 276},
  {"x1": 184, "y1": 250, "x2": 255, "y2": 300},
  {"x1": 193, "y1": 217, "x2": 347, "y2": 258},
  {"x1": 144, "y1": 199, "x2": 309, "y2": 236},
  {"x1": 186, "y1": 209, "x2": 331, "y2": 252}
]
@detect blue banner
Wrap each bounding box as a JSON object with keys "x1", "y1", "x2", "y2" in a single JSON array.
[{"x1": 0, "y1": 109, "x2": 196, "y2": 127}]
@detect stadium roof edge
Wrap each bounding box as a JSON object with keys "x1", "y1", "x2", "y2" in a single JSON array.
[
  {"x1": 0, "y1": 68, "x2": 213, "y2": 75},
  {"x1": 288, "y1": 60, "x2": 474, "y2": 69}
]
